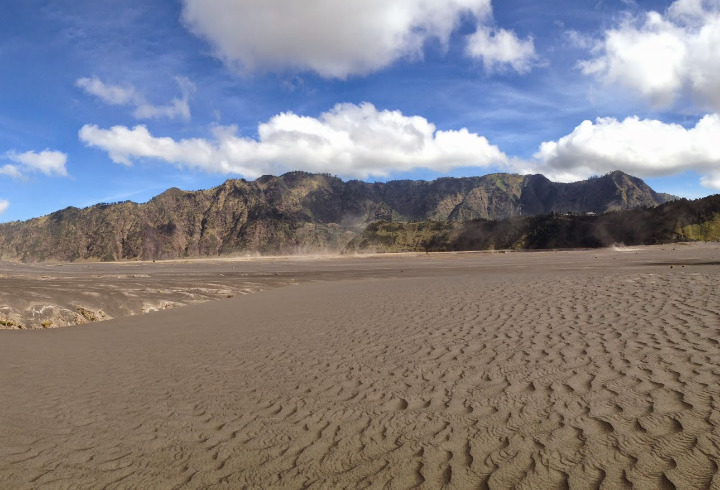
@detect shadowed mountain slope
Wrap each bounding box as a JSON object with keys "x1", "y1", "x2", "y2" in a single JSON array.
[{"x1": 347, "y1": 195, "x2": 720, "y2": 253}]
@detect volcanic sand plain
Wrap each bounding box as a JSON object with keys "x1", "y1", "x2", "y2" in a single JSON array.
[{"x1": 2, "y1": 244, "x2": 720, "y2": 488}]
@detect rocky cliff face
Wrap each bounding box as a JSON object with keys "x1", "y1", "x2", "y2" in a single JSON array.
[{"x1": 0, "y1": 171, "x2": 674, "y2": 262}]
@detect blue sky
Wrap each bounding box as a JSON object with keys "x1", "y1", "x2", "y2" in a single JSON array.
[{"x1": 2, "y1": 0, "x2": 720, "y2": 222}]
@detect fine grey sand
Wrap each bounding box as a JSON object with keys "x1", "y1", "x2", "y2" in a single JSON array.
[{"x1": 2, "y1": 244, "x2": 720, "y2": 488}]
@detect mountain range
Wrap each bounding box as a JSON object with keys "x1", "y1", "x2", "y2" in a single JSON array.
[{"x1": 0, "y1": 170, "x2": 688, "y2": 262}]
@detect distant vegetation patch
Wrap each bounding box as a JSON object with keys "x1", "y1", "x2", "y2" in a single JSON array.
[{"x1": 346, "y1": 196, "x2": 720, "y2": 253}]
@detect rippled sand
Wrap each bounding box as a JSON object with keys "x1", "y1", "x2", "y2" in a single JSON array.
[{"x1": 2, "y1": 244, "x2": 720, "y2": 488}]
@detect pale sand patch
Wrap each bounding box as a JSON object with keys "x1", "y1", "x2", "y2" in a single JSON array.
[
  {"x1": 1, "y1": 244, "x2": 720, "y2": 487},
  {"x1": 0, "y1": 260, "x2": 299, "y2": 329}
]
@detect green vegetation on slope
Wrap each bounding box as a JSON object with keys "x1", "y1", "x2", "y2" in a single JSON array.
[{"x1": 347, "y1": 195, "x2": 720, "y2": 253}]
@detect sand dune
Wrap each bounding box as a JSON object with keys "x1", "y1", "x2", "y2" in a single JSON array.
[{"x1": 2, "y1": 244, "x2": 720, "y2": 488}]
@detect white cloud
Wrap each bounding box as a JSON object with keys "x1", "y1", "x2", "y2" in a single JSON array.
[
  {"x1": 76, "y1": 77, "x2": 136, "y2": 105},
  {"x1": 668, "y1": 0, "x2": 708, "y2": 21},
  {"x1": 581, "y1": 0, "x2": 720, "y2": 110},
  {"x1": 565, "y1": 29, "x2": 595, "y2": 50},
  {"x1": 134, "y1": 97, "x2": 190, "y2": 121},
  {"x1": 0, "y1": 199, "x2": 8, "y2": 214},
  {"x1": 532, "y1": 113, "x2": 720, "y2": 189},
  {"x1": 0, "y1": 164, "x2": 22, "y2": 178},
  {"x1": 79, "y1": 102, "x2": 509, "y2": 179},
  {"x1": 466, "y1": 27, "x2": 536, "y2": 73},
  {"x1": 181, "y1": 0, "x2": 534, "y2": 78},
  {"x1": 76, "y1": 76, "x2": 194, "y2": 121},
  {"x1": 700, "y1": 173, "x2": 720, "y2": 189},
  {"x1": 4, "y1": 150, "x2": 68, "y2": 177}
]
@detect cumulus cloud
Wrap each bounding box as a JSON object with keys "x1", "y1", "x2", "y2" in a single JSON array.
[
  {"x1": 76, "y1": 76, "x2": 194, "y2": 121},
  {"x1": 581, "y1": 0, "x2": 720, "y2": 110},
  {"x1": 79, "y1": 102, "x2": 508, "y2": 179},
  {"x1": 532, "y1": 113, "x2": 720, "y2": 189},
  {"x1": 3, "y1": 150, "x2": 68, "y2": 177},
  {"x1": 181, "y1": 0, "x2": 535, "y2": 78},
  {"x1": 0, "y1": 199, "x2": 8, "y2": 214},
  {"x1": 466, "y1": 27, "x2": 536, "y2": 73}
]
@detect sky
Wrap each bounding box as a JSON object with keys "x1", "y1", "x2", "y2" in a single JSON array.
[{"x1": 2, "y1": 0, "x2": 720, "y2": 222}]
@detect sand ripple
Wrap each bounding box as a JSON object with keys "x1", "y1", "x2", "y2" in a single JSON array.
[{"x1": 2, "y1": 246, "x2": 720, "y2": 487}]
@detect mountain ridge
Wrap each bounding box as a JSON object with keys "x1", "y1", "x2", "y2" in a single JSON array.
[{"x1": 0, "y1": 171, "x2": 677, "y2": 262}]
